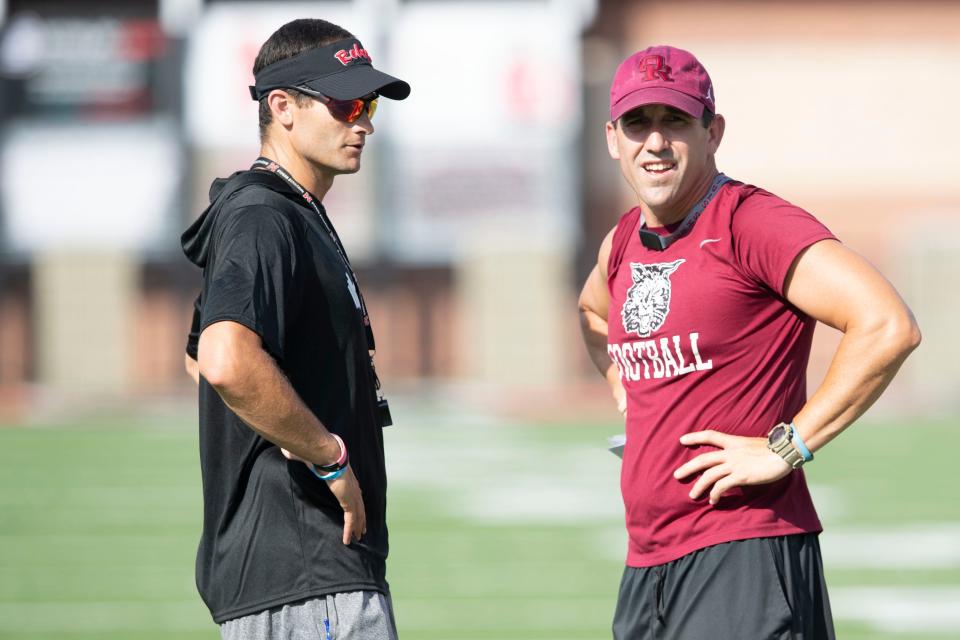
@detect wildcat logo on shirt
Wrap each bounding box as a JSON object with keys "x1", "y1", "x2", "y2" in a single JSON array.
[
  {"x1": 622, "y1": 259, "x2": 684, "y2": 337},
  {"x1": 611, "y1": 261, "x2": 714, "y2": 383}
]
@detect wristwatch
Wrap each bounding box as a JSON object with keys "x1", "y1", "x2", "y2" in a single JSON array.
[{"x1": 766, "y1": 422, "x2": 806, "y2": 469}]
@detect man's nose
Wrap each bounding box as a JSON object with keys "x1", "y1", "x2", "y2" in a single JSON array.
[
  {"x1": 643, "y1": 129, "x2": 667, "y2": 153},
  {"x1": 353, "y1": 112, "x2": 374, "y2": 135}
]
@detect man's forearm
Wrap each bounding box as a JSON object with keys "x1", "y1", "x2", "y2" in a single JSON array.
[
  {"x1": 579, "y1": 308, "x2": 613, "y2": 375},
  {"x1": 206, "y1": 343, "x2": 340, "y2": 467},
  {"x1": 793, "y1": 316, "x2": 920, "y2": 452},
  {"x1": 579, "y1": 308, "x2": 626, "y2": 411}
]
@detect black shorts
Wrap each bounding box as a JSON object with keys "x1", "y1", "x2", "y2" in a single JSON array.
[{"x1": 612, "y1": 534, "x2": 834, "y2": 640}]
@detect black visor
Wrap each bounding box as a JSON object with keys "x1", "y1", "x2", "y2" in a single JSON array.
[{"x1": 249, "y1": 38, "x2": 410, "y2": 102}]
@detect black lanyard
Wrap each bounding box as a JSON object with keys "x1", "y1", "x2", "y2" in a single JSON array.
[
  {"x1": 250, "y1": 157, "x2": 391, "y2": 419},
  {"x1": 639, "y1": 173, "x2": 731, "y2": 251}
]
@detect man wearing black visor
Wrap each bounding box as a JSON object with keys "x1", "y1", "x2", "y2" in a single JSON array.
[{"x1": 181, "y1": 18, "x2": 409, "y2": 639}]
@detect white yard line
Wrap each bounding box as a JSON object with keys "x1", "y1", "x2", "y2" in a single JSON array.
[
  {"x1": 830, "y1": 587, "x2": 960, "y2": 634},
  {"x1": 386, "y1": 422, "x2": 624, "y2": 523},
  {"x1": 0, "y1": 601, "x2": 210, "y2": 633},
  {"x1": 821, "y1": 523, "x2": 960, "y2": 569}
]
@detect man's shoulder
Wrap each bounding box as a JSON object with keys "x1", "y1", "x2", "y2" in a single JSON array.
[
  {"x1": 610, "y1": 206, "x2": 642, "y2": 252},
  {"x1": 219, "y1": 172, "x2": 301, "y2": 214},
  {"x1": 725, "y1": 181, "x2": 800, "y2": 215},
  {"x1": 606, "y1": 207, "x2": 642, "y2": 279},
  {"x1": 213, "y1": 177, "x2": 305, "y2": 237},
  {"x1": 721, "y1": 181, "x2": 815, "y2": 233}
]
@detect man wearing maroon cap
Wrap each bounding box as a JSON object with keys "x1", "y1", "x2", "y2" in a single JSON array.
[{"x1": 579, "y1": 45, "x2": 920, "y2": 638}]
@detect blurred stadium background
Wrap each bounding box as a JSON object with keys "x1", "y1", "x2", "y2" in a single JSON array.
[{"x1": 0, "y1": 0, "x2": 957, "y2": 638}]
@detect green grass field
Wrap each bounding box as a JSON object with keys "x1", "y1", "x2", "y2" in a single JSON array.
[{"x1": 1, "y1": 402, "x2": 957, "y2": 639}]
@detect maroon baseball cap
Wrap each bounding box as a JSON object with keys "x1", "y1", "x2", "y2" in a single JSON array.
[{"x1": 609, "y1": 45, "x2": 715, "y2": 121}]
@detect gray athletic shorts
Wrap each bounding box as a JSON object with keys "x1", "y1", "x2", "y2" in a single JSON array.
[
  {"x1": 220, "y1": 590, "x2": 398, "y2": 640},
  {"x1": 613, "y1": 534, "x2": 834, "y2": 640}
]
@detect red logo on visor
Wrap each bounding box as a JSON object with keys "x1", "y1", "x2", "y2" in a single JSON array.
[
  {"x1": 640, "y1": 55, "x2": 673, "y2": 82},
  {"x1": 335, "y1": 43, "x2": 371, "y2": 66}
]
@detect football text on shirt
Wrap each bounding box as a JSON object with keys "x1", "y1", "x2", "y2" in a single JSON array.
[{"x1": 608, "y1": 332, "x2": 712, "y2": 382}]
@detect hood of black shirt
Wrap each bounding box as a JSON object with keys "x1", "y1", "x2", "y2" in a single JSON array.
[
  {"x1": 181, "y1": 170, "x2": 296, "y2": 268},
  {"x1": 181, "y1": 172, "x2": 241, "y2": 268}
]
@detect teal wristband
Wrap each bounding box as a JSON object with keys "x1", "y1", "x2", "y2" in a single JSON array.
[
  {"x1": 790, "y1": 422, "x2": 814, "y2": 462},
  {"x1": 312, "y1": 465, "x2": 347, "y2": 481}
]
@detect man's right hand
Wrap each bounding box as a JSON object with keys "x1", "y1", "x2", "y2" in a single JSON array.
[
  {"x1": 326, "y1": 465, "x2": 366, "y2": 544},
  {"x1": 279, "y1": 449, "x2": 367, "y2": 544}
]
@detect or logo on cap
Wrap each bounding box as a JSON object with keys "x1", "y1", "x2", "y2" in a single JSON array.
[
  {"x1": 609, "y1": 45, "x2": 713, "y2": 121},
  {"x1": 640, "y1": 56, "x2": 674, "y2": 83},
  {"x1": 334, "y1": 43, "x2": 371, "y2": 66}
]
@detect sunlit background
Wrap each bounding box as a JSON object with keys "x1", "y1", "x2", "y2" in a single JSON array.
[{"x1": 0, "y1": 1, "x2": 957, "y2": 639}]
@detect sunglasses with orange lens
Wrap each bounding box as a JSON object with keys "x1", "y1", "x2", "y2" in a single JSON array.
[
  {"x1": 323, "y1": 94, "x2": 378, "y2": 123},
  {"x1": 293, "y1": 86, "x2": 377, "y2": 124}
]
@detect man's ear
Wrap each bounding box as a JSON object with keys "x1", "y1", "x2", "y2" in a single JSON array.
[
  {"x1": 605, "y1": 120, "x2": 621, "y2": 160},
  {"x1": 708, "y1": 113, "x2": 725, "y2": 154},
  {"x1": 267, "y1": 90, "x2": 295, "y2": 127}
]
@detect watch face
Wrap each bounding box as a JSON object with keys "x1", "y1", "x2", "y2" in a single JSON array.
[{"x1": 768, "y1": 424, "x2": 789, "y2": 445}]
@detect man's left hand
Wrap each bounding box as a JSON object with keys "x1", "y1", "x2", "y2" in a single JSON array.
[{"x1": 673, "y1": 430, "x2": 792, "y2": 505}]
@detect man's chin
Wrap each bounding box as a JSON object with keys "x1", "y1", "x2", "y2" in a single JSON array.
[
  {"x1": 638, "y1": 186, "x2": 677, "y2": 210},
  {"x1": 330, "y1": 162, "x2": 362, "y2": 176}
]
